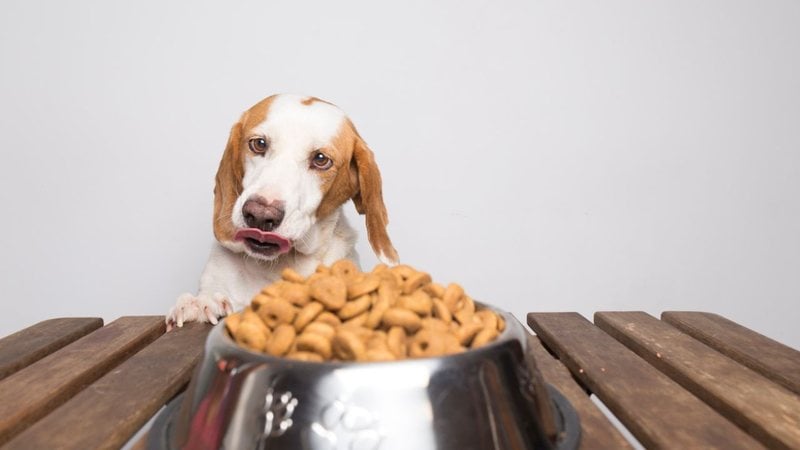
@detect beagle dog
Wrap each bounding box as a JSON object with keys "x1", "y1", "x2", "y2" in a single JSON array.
[{"x1": 166, "y1": 94, "x2": 398, "y2": 330}]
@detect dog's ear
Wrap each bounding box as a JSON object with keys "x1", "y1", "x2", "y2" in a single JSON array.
[
  {"x1": 351, "y1": 134, "x2": 399, "y2": 265},
  {"x1": 213, "y1": 120, "x2": 244, "y2": 242}
]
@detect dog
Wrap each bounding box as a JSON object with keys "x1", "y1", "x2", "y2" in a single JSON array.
[{"x1": 166, "y1": 94, "x2": 398, "y2": 330}]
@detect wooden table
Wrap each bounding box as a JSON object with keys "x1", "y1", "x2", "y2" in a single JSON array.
[{"x1": 0, "y1": 312, "x2": 797, "y2": 449}]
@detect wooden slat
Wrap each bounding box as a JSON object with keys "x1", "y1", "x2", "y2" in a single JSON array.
[
  {"x1": 5, "y1": 322, "x2": 212, "y2": 450},
  {"x1": 662, "y1": 311, "x2": 800, "y2": 394},
  {"x1": 527, "y1": 312, "x2": 764, "y2": 449},
  {"x1": 527, "y1": 334, "x2": 634, "y2": 450},
  {"x1": 0, "y1": 317, "x2": 103, "y2": 380},
  {"x1": 0, "y1": 316, "x2": 165, "y2": 445},
  {"x1": 596, "y1": 311, "x2": 800, "y2": 450}
]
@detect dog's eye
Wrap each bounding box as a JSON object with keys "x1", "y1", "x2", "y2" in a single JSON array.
[
  {"x1": 248, "y1": 138, "x2": 268, "y2": 154},
  {"x1": 311, "y1": 152, "x2": 333, "y2": 170}
]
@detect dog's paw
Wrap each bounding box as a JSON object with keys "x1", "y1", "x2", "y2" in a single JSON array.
[{"x1": 166, "y1": 293, "x2": 234, "y2": 331}]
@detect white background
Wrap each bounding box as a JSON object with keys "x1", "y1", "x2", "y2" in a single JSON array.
[{"x1": 1, "y1": 0, "x2": 798, "y2": 349}]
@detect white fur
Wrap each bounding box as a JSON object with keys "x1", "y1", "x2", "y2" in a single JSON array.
[{"x1": 166, "y1": 95, "x2": 361, "y2": 330}]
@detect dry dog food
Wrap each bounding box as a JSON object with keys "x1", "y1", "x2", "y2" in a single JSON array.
[{"x1": 224, "y1": 260, "x2": 505, "y2": 362}]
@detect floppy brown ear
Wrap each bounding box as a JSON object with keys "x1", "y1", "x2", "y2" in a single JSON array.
[
  {"x1": 352, "y1": 135, "x2": 399, "y2": 264},
  {"x1": 212, "y1": 121, "x2": 244, "y2": 242}
]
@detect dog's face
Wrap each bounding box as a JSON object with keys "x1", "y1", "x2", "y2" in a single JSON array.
[{"x1": 213, "y1": 94, "x2": 398, "y2": 265}]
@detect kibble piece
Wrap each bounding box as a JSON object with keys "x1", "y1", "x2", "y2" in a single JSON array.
[
  {"x1": 234, "y1": 320, "x2": 269, "y2": 352},
  {"x1": 310, "y1": 276, "x2": 347, "y2": 310},
  {"x1": 332, "y1": 328, "x2": 366, "y2": 361},
  {"x1": 382, "y1": 308, "x2": 422, "y2": 333},
  {"x1": 294, "y1": 301, "x2": 325, "y2": 332},
  {"x1": 265, "y1": 324, "x2": 296, "y2": 356},
  {"x1": 387, "y1": 326, "x2": 407, "y2": 358},
  {"x1": 281, "y1": 267, "x2": 306, "y2": 284},
  {"x1": 303, "y1": 322, "x2": 336, "y2": 340},
  {"x1": 257, "y1": 297, "x2": 297, "y2": 328},
  {"x1": 442, "y1": 283, "x2": 465, "y2": 313},
  {"x1": 338, "y1": 294, "x2": 372, "y2": 320},
  {"x1": 331, "y1": 259, "x2": 358, "y2": 279},
  {"x1": 295, "y1": 333, "x2": 332, "y2": 359},
  {"x1": 226, "y1": 259, "x2": 506, "y2": 362},
  {"x1": 402, "y1": 271, "x2": 432, "y2": 295},
  {"x1": 472, "y1": 327, "x2": 499, "y2": 348},
  {"x1": 347, "y1": 274, "x2": 381, "y2": 299},
  {"x1": 286, "y1": 351, "x2": 324, "y2": 362},
  {"x1": 314, "y1": 311, "x2": 342, "y2": 328}
]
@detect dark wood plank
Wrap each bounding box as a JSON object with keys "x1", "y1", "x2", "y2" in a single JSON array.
[
  {"x1": 0, "y1": 317, "x2": 103, "y2": 380},
  {"x1": 0, "y1": 316, "x2": 165, "y2": 445},
  {"x1": 528, "y1": 312, "x2": 764, "y2": 450},
  {"x1": 527, "y1": 334, "x2": 634, "y2": 450},
  {"x1": 662, "y1": 311, "x2": 800, "y2": 395},
  {"x1": 596, "y1": 311, "x2": 800, "y2": 450},
  {"x1": 4, "y1": 322, "x2": 212, "y2": 450}
]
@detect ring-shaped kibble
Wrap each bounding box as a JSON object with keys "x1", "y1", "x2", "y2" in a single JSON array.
[
  {"x1": 234, "y1": 320, "x2": 268, "y2": 352},
  {"x1": 310, "y1": 275, "x2": 347, "y2": 310},
  {"x1": 398, "y1": 290, "x2": 432, "y2": 316},
  {"x1": 458, "y1": 322, "x2": 484, "y2": 346},
  {"x1": 347, "y1": 274, "x2": 381, "y2": 299},
  {"x1": 281, "y1": 267, "x2": 306, "y2": 284},
  {"x1": 303, "y1": 321, "x2": 336, "y2": 340},
  {"x1": 342, "y1": 311, "x2": 369, "y2": 328},
  {"x1": 387, "y1": 326, "x2": 407, "y2": 358},
  {"x1": 313, "y1": 311, "x2": 342, "y2": 328},
  {"x1": 331, "y1": 259, "x2": 358, "y2": 279},
  {"x1": 294, "y1": 301, "x2": 324, "y2": 332},
  {"x1": 472, "y1": 327, "x2": 499, "y2": 348},
  {"x1": 365, "y1": 295, "x2": 390, "y2": 329},
  {"x1": 382, "y1": 307, "x2": 422, "y2": 333},
  {"x1": 409, "y1": 329, "x2": 447, "y2": 358},
  {"x1": 365, "y1": 348, "x2": 396, "y2": 361},
  {"x1": 295, "y1": 332, "x2": 333, "y2": 359},
  {"x1": 225, "y1": 314, "x2": 242, "y2": 336},
  {"x1": 332, "y1": 328, "x2": 366, "y2": 361},
  {"x1": 475, "y1": 309, "x2": 498, "y2": 330},
  {"x1": 287, "y1": 351, "x2": 324, "y2": 362},
  {"x1": 432, "y1": 299, "x2": 452, "y2": 324},
  {"x1": 257, "y1": 297, "x2": 297, "y2": 328},
  {"x1": 402, "y1": 271, "x2": 432, "y2": 295},
  {"x1": 265, "y1": 324, "x2": 296, "y2": 356},
  {"x1": 420, "y1": 317, "x2": 449, "y2": 333},
  {"x1": 442, "y1": 283, "x2": 465, "y2": 312},
  {"x1": 338, "y1": 294, "x2": 372, "y2": 319},
  {"x1": 423, "y1": 282, "x2": 445, "y2": 299},
  {"x1": 280, "y1": 282, "x2": 311, "y2": 306}
]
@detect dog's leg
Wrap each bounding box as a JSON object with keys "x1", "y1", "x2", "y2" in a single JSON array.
[{"x1": 166, "y1": 244, "x2": 258, "y2": 331}]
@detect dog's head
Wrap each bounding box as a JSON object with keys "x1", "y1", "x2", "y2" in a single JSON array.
[{"x1": 212, "y1": 94, "x2": 398, "y2": 265}]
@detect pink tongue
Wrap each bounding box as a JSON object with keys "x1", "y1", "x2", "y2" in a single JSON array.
[{"x1": 234, "y1": 228, "x2": 292, "y2": 254}]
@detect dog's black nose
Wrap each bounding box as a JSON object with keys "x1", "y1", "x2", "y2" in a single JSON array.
[{"x1": 242, "y1": 197, "x2": 285, "y2": 232}]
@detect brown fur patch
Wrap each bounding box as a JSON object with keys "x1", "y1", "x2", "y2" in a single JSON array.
[
  {"x1": 212, "y1": 95, "x2": 277, "y2": 242},
  {"x1": 316, "y1": 119, "x2": 398, "y2": 263}
]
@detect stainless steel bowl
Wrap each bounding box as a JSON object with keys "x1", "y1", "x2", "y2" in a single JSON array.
[{"x1": 148, "y1": 308, "x2": 580, "y2": 450}]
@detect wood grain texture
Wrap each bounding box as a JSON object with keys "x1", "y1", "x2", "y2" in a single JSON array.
[
  {"x1": 527, "y1": 334, "x2": 634, "y2": 450},
  {"x1": 596, "y1": 311, "x2": 800, "y2": 450},
  {"x1": 4, "y1": 322, "x2": 212, "y2": 450},
  {"x1": 0, "y1": 317, "x2": 103, "y2": 380},
  {"x1": 528, "y1": 312, "x2": 764, "y2": 450},
  {"x1": 662, "y1": 311, "x2": 800, "y2": 395},
  {"x1": 0, "y1": 316, "x2": 165, "y2": 445}
]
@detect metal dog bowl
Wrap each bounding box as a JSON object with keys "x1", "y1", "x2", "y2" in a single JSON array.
[{"x1": 148, "y1": 308, "x2": 580, "y2": 450}]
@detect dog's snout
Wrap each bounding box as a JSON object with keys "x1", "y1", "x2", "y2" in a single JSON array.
[{"x1": 242, "y1": 197, "x2": 285, "y2": 232}]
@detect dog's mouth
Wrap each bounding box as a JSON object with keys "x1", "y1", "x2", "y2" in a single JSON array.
[{"x1": 234, "y1": 228, "x2": 292, "y2": 257}]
